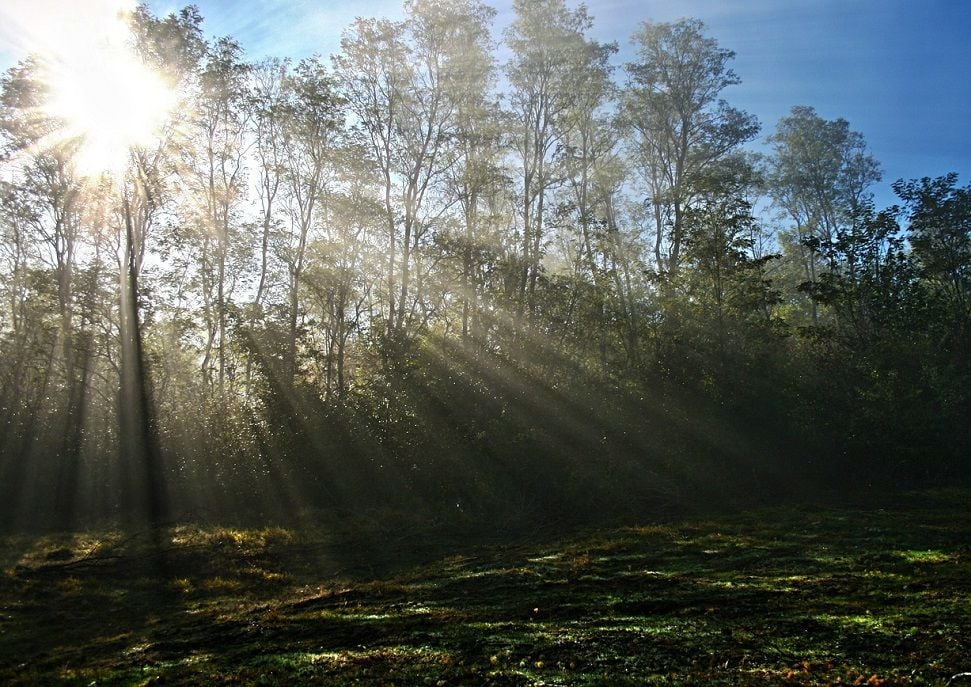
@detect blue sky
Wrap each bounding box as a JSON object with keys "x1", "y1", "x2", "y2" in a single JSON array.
[{"x1": 2, "y1": 0, "x2": 969, "y2": 208}]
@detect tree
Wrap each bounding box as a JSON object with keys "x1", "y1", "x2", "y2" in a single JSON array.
[
  {"x1": 275, "y1": 58, "x2": 343, "y2": 386},
  {"x1": 893, "y1": 174, "x2": 971, "y2": 466},
  {"x1": 337, "y1": 2, "x2": 496, "y2": 343},
  {"x1": 767, "y1": 106, "x2": 881, "y2": 324},
  {"x1": 110, "y1": 5, "x2": 205, "y2": 525},
  {"x1": 303, "y1": 145, "x2": 381, "y2": 400},
  {"x1": 504, "y1": 0, "x2": 604, "y2": 317},
  {"x1": 427, "y1": 0, "x2": 501, "y2": 345},
  {"x1": 894, "y1": 174, "x2": 971, "y2": 328},
  {"x1": 555, "y1": 36, "x2": 618, "y2": 370},
  {"x1": 0, "y1": 59, "x2": 91, "y2": 524},
  {"x1": 334, "y1": 17, "x2": 411, "y2": 340},
  {"x1": 248, "y1": 58, "x2": 288, "y2": 314},
  {"x1": 183, "y1": 37, "x2": 251, "y2": 396},
  {"x1": 115, "y1": 150, "x2": 171, "y2": 525},
  {"x1": 621, "y1": 19, "x2": 759, "y2": 278},
  {"x1": 679, "y1": 161, "x2": 779, "y2": 373}
]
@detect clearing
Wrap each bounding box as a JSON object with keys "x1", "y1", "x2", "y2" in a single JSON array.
[{"x1": 1, "y1": 491, "x2": 969, "y2": 685}]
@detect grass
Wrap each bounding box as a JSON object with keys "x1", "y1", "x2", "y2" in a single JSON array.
[{"x1": 0, "y1": 490, "x2": 968, "y2": 685}]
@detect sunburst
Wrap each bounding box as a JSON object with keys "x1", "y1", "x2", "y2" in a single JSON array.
[
  {"x1": 43, "y1": 48, "x2": 176, "y2": 177},
  {"x1": 7, "y1": 0, "x2": 177, "y2": 177}
]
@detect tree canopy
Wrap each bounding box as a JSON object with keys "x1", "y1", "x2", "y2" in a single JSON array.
[{"x1": 0, "y1": 1, "x2": 967, "y2": 532}]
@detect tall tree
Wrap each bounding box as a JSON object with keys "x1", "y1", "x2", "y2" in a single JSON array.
[
  {"x1": 0, "y1": 60, "x2": 91, "y2": 523},
  {"x1": 115, "y1": 150, "x2": 170, "y2": 525},
  {"x1": 248, "y1": 58, "x2": 288, "y2": 313},
  {"x1": 276, "y1": 58, "x2": 342, "y2": 385},
  {"x1": 767, "y1": 106, "x2": 881, "y2": 323},
  {"x1": 303, "y1": 146, "x2": 380, "y2": 400},
  {"x1": 334, "y1": 18, "x2": 411, "y2": 339},
  {"x1": 621, "y1": 18, "x2": 758, "y2": 278},
  {"x1": 418, "y1": 0, "x2": 499, "y2": 344},
  {"x1": 556, "y1": 36, "x2": 617, "y2": 369},
  {"x1": 111, "y1": 5, "x2": 203, "y2": 524},
  {"x1": 337, "y1": 2, "x2": 489, "y2": 341},
  {"x1": 894, "y1": 174, "x2": 971, "y2": 329},
  {"x1": 505, "y1": 0, "x2": 602, "y2": 317},
  {"x1": 184, "y1": 37, "x2": 251, "y2": 396},
  {"x1": 679, "y1": 161, "x2": 778, "y2": 373}
]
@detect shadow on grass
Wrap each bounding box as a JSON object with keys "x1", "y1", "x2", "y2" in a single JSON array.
[{"x1": 0, "y1": 490, "x2": 968, "y2": 686}]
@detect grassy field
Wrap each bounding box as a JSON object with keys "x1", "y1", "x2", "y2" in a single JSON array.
[{"x1": 1, "y1": 490, "x2": 969, "y2": 686}]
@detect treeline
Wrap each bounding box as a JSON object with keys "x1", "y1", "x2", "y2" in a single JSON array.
[{"x1": 0, "y1": 0, "x2": 968, "y2": 531}]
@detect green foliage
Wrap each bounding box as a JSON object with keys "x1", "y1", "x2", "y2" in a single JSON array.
[{"x1": 895, "y1": 174, "x2": 971, "y2": 329}]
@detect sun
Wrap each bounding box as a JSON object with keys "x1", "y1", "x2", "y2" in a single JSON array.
[
  {"x1": 20, "y1": 1, "x2": 177, "y2": 177},
  {"x1": 45, "y1": 50, "x2": 176, "y2": 177}
]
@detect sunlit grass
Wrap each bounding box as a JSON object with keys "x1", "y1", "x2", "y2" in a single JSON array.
[{"x1": 897, "y1": 549, "x2": 950, "y2": 564}]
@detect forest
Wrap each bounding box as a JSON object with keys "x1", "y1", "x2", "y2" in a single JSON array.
[
  {"x1": 0, "y1": 1, "x2": 969, "y2": 682},
  {"x1": 2, "y1": 0, "x2": 967, "y2": 530}
]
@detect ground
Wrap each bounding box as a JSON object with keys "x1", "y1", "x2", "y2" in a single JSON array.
[{"x1": 1, "y1": 490, "x2": 969, "y2": 686}]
